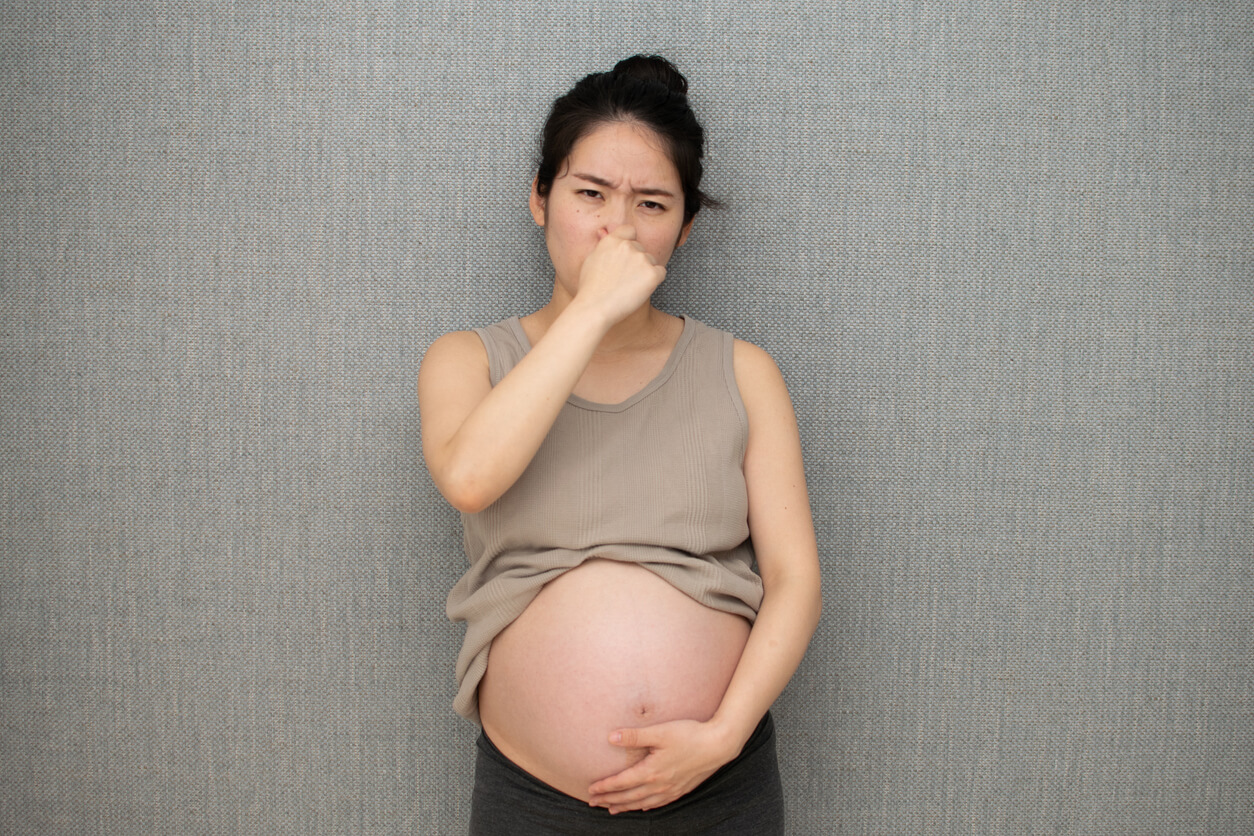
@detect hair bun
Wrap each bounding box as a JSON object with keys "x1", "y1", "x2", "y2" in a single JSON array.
[{"x1": 611, "y1": 54, "x2": 688, "y2": 96}]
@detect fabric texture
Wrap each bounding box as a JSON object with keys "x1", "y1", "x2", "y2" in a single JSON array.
[{"x1": 1, "y1": 2, "x2": 1251, "y2": 834}]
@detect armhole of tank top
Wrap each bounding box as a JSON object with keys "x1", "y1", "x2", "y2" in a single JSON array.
[
  {"x1": 721, "y1": 330, "x2": 751, "y2": 461},
  {"x1": 472, "y1": 325, "x2": 504, "y2": 387}
]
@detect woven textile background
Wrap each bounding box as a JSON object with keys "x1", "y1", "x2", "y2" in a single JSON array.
[{"x1": 2, "y1": 2, "x2": 1251, "y2": 834}]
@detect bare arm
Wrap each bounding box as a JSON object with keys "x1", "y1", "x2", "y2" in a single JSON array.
[
  {"x1": 706, "y1": 339, "x2": 822, "y2": 739},
  {"x1": 418, "y1": 310, "x2": 607, "y2": 513},
  {"x1": 588, "y1": 340, "x2": 822, "y2": 813},
  {"x1": 418, "y1": 226, "x2": 666, "y2": 512}
]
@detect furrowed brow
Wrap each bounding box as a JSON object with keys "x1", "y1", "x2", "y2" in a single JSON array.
[{"x1": 570, "y1": 172, "x2": 675, "y2": 199}]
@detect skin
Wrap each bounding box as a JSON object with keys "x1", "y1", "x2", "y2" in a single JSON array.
[
  {"x1": 418, "y1": 119, "x2": 821, "y2": 814},
  {"x1": 476, "y1": 559, "x2": 751, "y2": 801}
]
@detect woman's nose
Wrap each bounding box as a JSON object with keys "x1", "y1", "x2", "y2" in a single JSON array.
[{"x1": 599, "y1": 201, "x2": 632, "y2": 236}]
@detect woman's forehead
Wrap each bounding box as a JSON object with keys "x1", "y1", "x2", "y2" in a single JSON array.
[{"x1": 561, "y1": 122, "x2": 681, "y2": 188}]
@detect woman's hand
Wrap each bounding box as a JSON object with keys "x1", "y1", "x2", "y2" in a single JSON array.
[
  {"x1": 570, "y1": 225, "x2": 667, "y2": 327},
  {"x1": 586, "y1": 719, "x2": 740, "y2": 814}
]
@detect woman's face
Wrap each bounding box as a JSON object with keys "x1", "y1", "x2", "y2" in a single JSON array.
[{"x1": 531, "y1": 120, "x2": 693, "y2": 299}]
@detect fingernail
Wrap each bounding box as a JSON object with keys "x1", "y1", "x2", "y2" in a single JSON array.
[{"x1": 609, "y1": 732, "x2": 621, "y2": 743}]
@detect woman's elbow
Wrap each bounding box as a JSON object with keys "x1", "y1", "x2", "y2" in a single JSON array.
[
  {"x1": 433, "y1": 462, "x2": 501, "y2": 514},
  {"x1": 795, "y1": 566, "x2": 824, "y2": 632},
  {"x1": 764, "y1": 563, "x2": 822, "y2": 623},
  {"x1": 437, "y1": 475, "x2": 495, "y2": 514},
  {"x1": 444, "y1": 491, "x2": 489, "y2": 515}
]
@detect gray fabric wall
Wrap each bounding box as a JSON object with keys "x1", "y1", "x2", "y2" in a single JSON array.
[{"x1": 2, "y1": 2, "x2": 1250, "y2": 834}]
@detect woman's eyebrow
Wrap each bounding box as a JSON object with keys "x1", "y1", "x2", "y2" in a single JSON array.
[{"x1": 570, "y1": 171, "x2": 676, "y2": 198}]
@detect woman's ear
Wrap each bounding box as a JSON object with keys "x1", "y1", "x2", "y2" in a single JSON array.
[
  {"x1": 676, "y1": 216, "x2": 694, "y2": 247},
  {"x1": 529, "y1": 177, "x2": 546, "y2": 227}
]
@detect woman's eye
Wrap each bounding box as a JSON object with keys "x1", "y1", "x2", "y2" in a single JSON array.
[
  {"x1": 578, "y1": 189, "x2": 602, "y2": 199},
  {"x1": 640, "y1": 201, "x2": 664, "y2": 211}
]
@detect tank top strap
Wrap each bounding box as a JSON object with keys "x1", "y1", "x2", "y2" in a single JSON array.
[
  {"x1": 472, "y1": 317, "x2": 528, "y2": 386},
  {"x1": 712, "y1": 325, "x2": 751, "y2": 448}
]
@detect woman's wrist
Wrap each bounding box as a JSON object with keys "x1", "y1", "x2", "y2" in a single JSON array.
[
  {"x1": 559, "y1": 293, "x2": 614, "y2": 333},
  {"x1": 704, "y1": 710, "x2": 760, "y2": 759}
]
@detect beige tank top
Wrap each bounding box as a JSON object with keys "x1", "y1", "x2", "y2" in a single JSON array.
[{"x1": 445, "y1": 315, "x2": 764, "y2": 723}]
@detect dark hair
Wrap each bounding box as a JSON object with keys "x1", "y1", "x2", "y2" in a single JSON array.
[{"x1": 535, "y1": 55, "x2": 716, "y2": 224}]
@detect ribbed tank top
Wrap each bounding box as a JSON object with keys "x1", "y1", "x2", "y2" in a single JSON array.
[{"x1": 446, "y1": 315, "x2": 764, "y2": 723}]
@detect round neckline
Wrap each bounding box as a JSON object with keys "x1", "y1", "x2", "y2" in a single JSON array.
[{"x1": 507, "y1": 315, "x2": 695, "y2": 413}]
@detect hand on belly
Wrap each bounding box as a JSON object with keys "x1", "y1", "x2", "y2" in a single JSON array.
[{"x1": 478, "y1": 559, "x2": 750, "y2": 802}]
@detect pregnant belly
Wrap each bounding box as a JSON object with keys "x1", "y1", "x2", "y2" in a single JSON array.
[{"x1": 478, "y1": 558, "x2": 751, "y2": 802}]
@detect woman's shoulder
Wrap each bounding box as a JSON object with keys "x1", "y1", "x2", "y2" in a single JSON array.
[
  {"x1": 730, "y1": 337, "x2": 778, "y2": 371},
  {"x1": 418, "y1": 332, "x2": 490, "y2": 410},
  {"x1": 422, "y1": 317, "x2": 533, "y2": 390},
  {"x1": 422, "y1": 329, "x2": 487, "y2": 365},
  {"x1": 731, "y1": 337, "x2": 790, "y2": 411},
  {"x1": 672, "y1": 317, "x2": 784, "y2": 394},
  {"x1": 424, "y1": 317, "x2": 522, "y2": 360}
]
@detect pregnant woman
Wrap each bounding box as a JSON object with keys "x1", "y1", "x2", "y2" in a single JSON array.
[{"x1": 418, "y1": 55, "x2": 821, "y2": 834}]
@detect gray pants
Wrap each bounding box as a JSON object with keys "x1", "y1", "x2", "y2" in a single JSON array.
[{"x1": 468, "y1": 712, "x2": 784, "y2": 835}]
